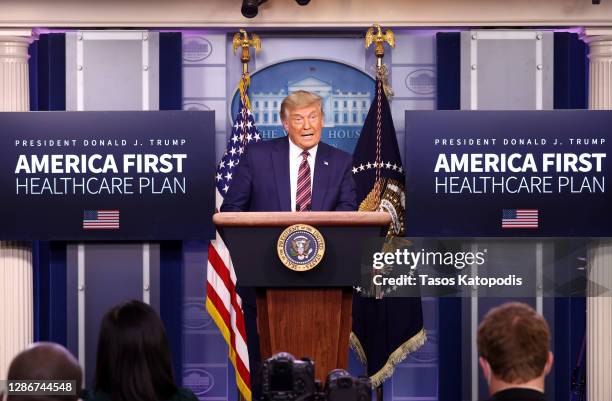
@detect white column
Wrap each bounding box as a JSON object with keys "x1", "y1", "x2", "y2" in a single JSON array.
[
  {"x1": 0, "y1": 30, "x2": 33, "y2": 380},
  {"x1": 583, "y1": 28, "x2": 612, "y2": 401},
  {"x1": 0, "y1": 32, "x2": 31, "y2": 111}
]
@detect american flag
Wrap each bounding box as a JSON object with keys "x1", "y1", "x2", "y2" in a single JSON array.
[
  {"x1": 214, "y1": 108, "x2": 261, "y2": 195},
  {"x1": 502, "y1": 209, "x2": 539, "y2": 228},
  {"x1": 206, "y1": 90, "x2": 260, "y2": 401},
  {"x1": 83, "y1": 210, "x2": 120, "y2": 229}
]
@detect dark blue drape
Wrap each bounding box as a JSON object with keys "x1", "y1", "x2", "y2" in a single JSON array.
[
  {"x1": 159, "y1": 32, "x2": 185, "y2": 385},
  {"x1": 554, "y1": 33, "x2": 588, "y2": 110},
  {"x1": 436, "y1": 32, "x2": 461, "y2": 111},
  {"x1": 30, "y1": 34, "x2": 66, "y2": 112},
  {"x1": 33, "y1": 242, "x2": 68, "y2": 344},
  {"x1": 160, "y1": 241, "x2": 185, "y2": 385},
  {"x1": 553, "y1": 32, "x2": 588, "y2": 401},
  {"x1": 435, "y1": 32, "x2": 462, "y2": 401},
  {"x1": 160, "y1": 32, "x2": 183, "y2": 111},
  {"x1": 30, "y1": 33, "x2": 67, "y2": 344}
]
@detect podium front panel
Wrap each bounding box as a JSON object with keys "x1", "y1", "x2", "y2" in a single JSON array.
[{"x1": 219, "y1": 225, "x2": 380, "y2": 287}]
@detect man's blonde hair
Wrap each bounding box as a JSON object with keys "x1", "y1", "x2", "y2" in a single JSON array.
[{"x1": 280, "y1": 90, "x2": 323, "y2": 121}]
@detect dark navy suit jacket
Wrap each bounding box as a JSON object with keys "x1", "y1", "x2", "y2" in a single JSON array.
[
  {"x1": 221, "y1": 136, "x2": 357, "y2": 212},
  {"x1": 486, "y1": 388, "x2": 546, "y2": 401}
]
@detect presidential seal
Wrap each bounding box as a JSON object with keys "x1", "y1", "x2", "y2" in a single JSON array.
[{"x1": 277, "y1": 224, "x2": 325, "y2": 272}]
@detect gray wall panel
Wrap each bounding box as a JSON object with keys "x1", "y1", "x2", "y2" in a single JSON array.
[
  {"x1": 64, "y1": 30, "x2": 162, "y2": 386},
  {"x1": 83, "y1": 244, "x2": 145, "y2": 386},
  {"x1": 65, "y1": 34, "x2": 77, "y2": 111},
  {"x1": 459, "y1": 29, "x2": 555, "y2": 401},
  {"x1": 83, "y1": 40, "x2": 143, "y2": 110},
  {"x1": 542, "y1": 32, "x2": 554, "y2": 110},
  {"x1": 477, "y1": 39, "x2": 537, "y2": 109},
  {"x1": 66, "y1": 31, "x2": 160, "y2": 112},
  {"x1": 460, "y1": 31, "x2": 553, "y2": 111}
]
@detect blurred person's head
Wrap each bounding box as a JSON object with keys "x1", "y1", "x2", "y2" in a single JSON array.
[
  {"x1": 281, "y1": 90, "x2": 324, "y2": 150},
  {"x1": 7, "y1": 342, "x2": 82, "y2": 401},
  {"x1": 478, "y1": 302, "x2": 553, "y2": 396},
  {"x1": 94, "y1": 300, "x2": 177, "y2": 401}
]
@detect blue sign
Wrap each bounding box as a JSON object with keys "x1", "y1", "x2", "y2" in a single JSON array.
[
  {"x1": 231, "y1": 59, "x2": 375, "y2": 153},
  {"x1": 404, "y1": 110, "x2": 611, "y2": 236},
  {"x1": 1, "y1": 111, "x2": 215, "y2": 240}
]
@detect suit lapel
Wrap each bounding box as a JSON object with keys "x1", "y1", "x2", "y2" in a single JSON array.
[
  {"x1": 311, "y1": 143, "x2": 331, "y2": 211},
  {"x1": 272, "y1": 137, "x2": 291, "y2": 211}
]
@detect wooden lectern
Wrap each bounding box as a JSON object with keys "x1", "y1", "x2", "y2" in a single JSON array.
[{"x1": 213, "y1": 211, "x2": 390, "y2": 383}]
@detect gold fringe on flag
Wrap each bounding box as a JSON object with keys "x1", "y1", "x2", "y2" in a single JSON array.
[{"x1": 349, "y1": 328, "x2": 427, "y2": 388}]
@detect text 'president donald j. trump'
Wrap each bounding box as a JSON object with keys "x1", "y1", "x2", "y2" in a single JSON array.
[{"x1": 221, "y1": 90, "x2": 357, "y2": 212}]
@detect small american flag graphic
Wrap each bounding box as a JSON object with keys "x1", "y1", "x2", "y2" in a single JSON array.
[
  {"x1": 502, "y1": 209, "x2": 538, "y2": 229},
  {"x1": 83, "y1": 210, "x2": 120, "y2": 229}
]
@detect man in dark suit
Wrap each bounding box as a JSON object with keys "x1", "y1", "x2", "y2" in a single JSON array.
[
  {"x1": 478, "y1": 302, "x2": 553, "y2": 401},
  {"x1": 221, "y1": 90, "x2": 356, "y2": 212},
  {"x1": 220, "y1": 90, "x2": 357, "y2": 396}
]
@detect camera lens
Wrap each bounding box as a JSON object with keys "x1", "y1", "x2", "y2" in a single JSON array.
[
  {"x1": 338, "y1": 377, "x2": 352, "y2": 388},
  {"x1": 241, "y1": 0, "x2": 259, "y2": 18}
]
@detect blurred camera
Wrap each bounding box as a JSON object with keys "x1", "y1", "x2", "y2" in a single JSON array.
[
  {"x1": 261, "y1": 352, "x2": 317, "y2": 401},
  {"x1": 325, "y1": 369, "x2": 371, "y2": 401}
]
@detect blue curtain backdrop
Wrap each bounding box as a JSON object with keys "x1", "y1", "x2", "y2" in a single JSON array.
[
  {"x1": 435, "y1": 32, "x2": 462, "y2": 401},
  {"x1": 30, "y1": 33, "x2": 67, "y2": 345},
  {"x1": 552, "y1": 32, "x2": 588, "y2": 401},
  {"x1": 158, "y1": 32, "x2": 185, "y2": 384}
]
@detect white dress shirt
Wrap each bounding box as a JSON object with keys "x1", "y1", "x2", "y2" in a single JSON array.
[{"x1": 288, "y1": 137, "x2": 318, "y2": 212}]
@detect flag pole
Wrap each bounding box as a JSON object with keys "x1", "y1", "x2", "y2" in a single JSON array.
[
  {"x1": 232, "y1": 29, "x2": 261, "y2": 109},
  {"x1": 364, "y1": 23, "x2": 395, "y2": 210},
  {"x1": 231, "y1": 28, "x2": 261, "y2": 401},
  {"x1": 353, "y1": 22, "x2": 425, "y2": 399},
  {"x1": 365, "y1": 23, "x2": 395, "y2": 401}
]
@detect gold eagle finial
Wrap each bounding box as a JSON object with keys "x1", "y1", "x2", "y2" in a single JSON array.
[
  {"x1": 365, "y1": 24, "x2": 395, "y2": 61},
  {"x1": 232, "y1": 29, "x2": 261, "y2": 69},
  {"x1": 365, "y1": 24, "x2": 395, "y2": 97}
]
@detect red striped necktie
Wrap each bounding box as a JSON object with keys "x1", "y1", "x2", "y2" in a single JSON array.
[{"x1": 296, "y1": 150, "x2": 311, "y2": 212}]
